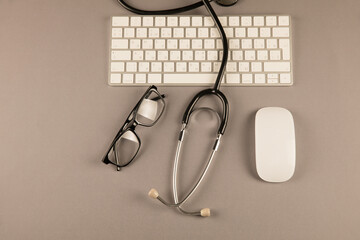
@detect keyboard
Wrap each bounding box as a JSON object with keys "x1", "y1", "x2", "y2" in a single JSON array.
[{"x1": 109, "y1": 15, "x2": 293, "y2": 86}]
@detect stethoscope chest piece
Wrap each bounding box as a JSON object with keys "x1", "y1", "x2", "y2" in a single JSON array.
[{"x1": 215, "y1": 0, "x2": 238, "y2": 7}]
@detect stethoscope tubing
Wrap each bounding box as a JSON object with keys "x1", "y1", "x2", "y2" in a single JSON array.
[{"x1": 117, "y1": 0, "x2": 231, "y2": 217}]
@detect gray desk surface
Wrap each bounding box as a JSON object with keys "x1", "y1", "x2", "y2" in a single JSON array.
[{"x1": 1, "y1": 0, "x2": 360, "y2": 239}]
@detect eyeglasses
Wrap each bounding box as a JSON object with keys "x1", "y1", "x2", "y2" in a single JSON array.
[{"x1": 102, "y1": 85, "x2": 165, "y2": 171}]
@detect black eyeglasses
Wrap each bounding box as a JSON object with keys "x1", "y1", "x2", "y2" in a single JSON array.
[{"x1": 102, "y1": 85, "x2": 165, "y2": 171}]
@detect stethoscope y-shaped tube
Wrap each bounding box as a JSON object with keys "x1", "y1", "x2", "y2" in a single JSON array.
[{"x1": 149, "y1": 116, "x2": 222, "y2": 217}]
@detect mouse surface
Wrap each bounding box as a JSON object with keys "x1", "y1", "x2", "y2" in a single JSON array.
[{"x1": 255, "y1": 107, "x2": 296, "y2": 182}]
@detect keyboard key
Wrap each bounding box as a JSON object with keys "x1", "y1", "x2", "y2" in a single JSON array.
[
  {"x1": 204, "y1": 17, "x2": 214, "y2": 26},
  {"x1": 280, "y1": 73, "x2": 291, "y2": 83},
  {"x1": 135, "y1": 74, "x2": 146, "y2": 83},
  {"x1": 248, "y1": 28, "x2": 258, "y2": 37},
  {"x1": 241, "y1": 16, "x2": 252, "y2": 26},
  {"x1": 179, "y1": 16, "x2": 190, "y2": 26},
  {"x1": 167, "y1": 16, "x2": 178, "y2": 26},
  {"x1": 124, "y1": 28, "x2": 135, "y2": 37},
  {"x1": 192, "y1": 16, "x2": 203, "y2": 26},
  {"x1": 130, "y1": 17, "x2": 141, "y2": 26},
  {"x1": 111, "y1": 51, "x2": 131, "y2": 60},
  {"x1": 113, "y1": 17, "x2": 129, "y2": 26},
  {"x1": 139, "y1": 62, "x2": 150, "y2": 72},
  {"x1": 130, "y1": 39, "x2": 140, "y2": 49},
  {"x1": 260, "y1": 28, "x2": 271, "y2": 37},
  {"x1": 226, "y1": 74, "x2": 240, "y2": 83},
  {"x1": 232, "y1": 50, "x2": 243, "y2": 60},
  {"x1": 112, "y1": 28, "x2": 122, "y2": 38},
  {"x1": 227, "y1": 62, "x2": 237, "y2": 72},
  {"x1": 254, "y1": 39, "x2": 265, "y2": 49},
  {"x1": 155, "y1": 17, "x2": 166, "y2": 26},
  {"x1": 189, "y1": 62, "x2": 200, "y2": 72},
  {"x1": 110, "y1": 73, "x2": 121, "y2": 83},
  {"x1": 279, "y1": 39, "x2": 291, "y2": 60},
  {"x1": 192, "y1": 39, "x2": 203, "y2": 49},
  {"x1": 266, "y1": 16, "x2": 277, "y2": 26},
  {"x1": 123, "y1": 74, "x2": 134, "y2": 83},
  {"x1": 161, "y1": 28, "x2": 172, "y2": 38},
  {"x1": 242, "y1": 74, "x2": 253, "y2": 83},
  {"x1": 204, "y1": 39, "x2": 215, "y2": 49},
  {"x1": 224, "y1": 28, "x2": 234, "y2": 38},
  {"x1": 270, "y1": 50, "x2": 281, "y2": 60},
  {"x1": 148, "y1": 74, "x2": 162, "y2": 83},
  {"x1": 278, "y1": 16, "x2": 290, "y2": 26},
  {"x1": 255, "y1": 74, "x2": 266, "y2": 83},
  {"x1": 241, "y1": 39, "x2": 252, "y2": 49},
  {"x1": 111, "y1": 62, "x2": 124, "y2": 72},
  {"x1": 112, "y1": 39, "x2": 128, "y2": 49},
  {"x1": 182, "y1": 51, "x2": 194, "y2": 60},
  {"x1": 126, "y1": 62, "x2": 137, "y2": 72},
  {"x1": 245, "y1": 50, "x2": 256, "y2": 60},
  {"x1": 235, "y1": 28, "x2": 246, "y2": 37},
  {"x1": 186, "y1": 28, "x2": 196, "y2": 38},
  {"x1": 164, "y1": 62, "x2": 175, "y2": 72},
  {"x1": 268, "y1": 77, "x2": 279, "y2": 84},
  {"x1": 257, "y1": 50, "x2": 268, "y2": 60},
  {"x1": 164, "y1": 74, "x2": 217, "y2": 84},
  {"x1": 264, "y1": 62, "x2": 291, "y2": 72},
  {"x1": 229, "y1": 16, "x2": 240, "y2": 26},
  {"x1": 133, "y1": 51, "x2": 144, "y2": 60},
  {"x1": 239, "y1": 62, "x2": 250, "y2": 72},
  {"x1": 142, "y1": 39, "x2": 153, "y2": 49},
  {"x1": 173, "y1": 28, "x2": 184, "y2": 38},
  {"x1": 149, "y1": 28, "x2": 159, "y2": 38},
  {"x1": 136, "y1": 28, "x2": 147, "y2": 37},
  {"x1": 273, "y1": 27, "x2": 290, "y2": 37},
  {"x1": 154, "y1": 39, "x2": 165, "y2": 49},
  {"x1": 251, "y1": 62, "x2": 262, "y2": 72},
  {"x1": 176, "y1": 62, "x2": 187, "y2": 72},
  {"x1": 158, "y1": 51, "x2": 168, "y2": 60},
  {"x1": 219, "y1": 17, "x2": 227, "y2": 26},
  {"x1": 201, "y1": 62, "x2": 212, "y2": 72},
  {"x1": 229, "y1": 39, "x2": 240, "y2": 49},
  {"x1": 207, "y1": 51, "x2": 218, "y2": 60},
  {"x1": 198, "y1": 28, "x2": 209, "y2": 38},
  {"x1": 195, "y1": 51, "x2": 206, "y2": 60},
  {"x1": 151, "y1": 62, "x2": 162, "y2": 72},
  {"x1": 145, "y1": 51, "x2": 156, "y2": 60},
  {"x1": 179, "y1": 39, "x2": 190, "y2": 49},
  {"x1": 266, "y1": 39, "x2": 278, "y2": 49},
  {"x1": 210, "y1": 28, "x2": 220, "y2": 38},
  {"x1": 170, "y1": 51, "x2": 181, "y2": 60},
  {"x1": 143, "y1": 17, "x2": 154, "y2": 26},
  {"x1": 167, "y1": 39, "x2": 178, "y2": 49},
  {"x1": 253, "y1": 16, "x2": 264, "y2": 26}
]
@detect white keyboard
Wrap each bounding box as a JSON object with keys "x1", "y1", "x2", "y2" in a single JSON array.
[{"x1": 109, "y1": 15, "x2": 293, "y2": 86}]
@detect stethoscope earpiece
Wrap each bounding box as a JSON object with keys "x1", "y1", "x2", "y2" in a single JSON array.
[{"x1": 215, "y1": 0, "x2": 238, "y2": 7}]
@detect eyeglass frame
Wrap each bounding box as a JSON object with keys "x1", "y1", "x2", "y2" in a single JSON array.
[{"x1": 102, "y1": 85, "x2": 165, "y2": 170}]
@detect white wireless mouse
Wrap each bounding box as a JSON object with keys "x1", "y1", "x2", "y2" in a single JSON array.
[{"x1": 255, "y1": 107, "x2": 296, "y2": 182}]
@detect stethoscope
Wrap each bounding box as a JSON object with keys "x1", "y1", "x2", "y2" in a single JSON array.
[{"x1": 117, "y1": 0, "x2": 238, "y2": 217}]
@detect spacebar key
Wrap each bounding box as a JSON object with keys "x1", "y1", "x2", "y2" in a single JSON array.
[{"x1": 164, "y1": 74, "x2": 217, "y2": 84}]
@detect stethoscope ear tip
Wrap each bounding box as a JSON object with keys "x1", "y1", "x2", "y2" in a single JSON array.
[
  {"x1": 148, "y1": 188, "x2": 159, "y2": 199},
  {"x1": 200, "y1": 208, "x2": 211, "y2": 217}
]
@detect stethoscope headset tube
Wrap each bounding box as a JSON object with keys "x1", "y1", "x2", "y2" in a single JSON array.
[{"x1": 117, "y1": 0, "x2": 235, "y2": 217}]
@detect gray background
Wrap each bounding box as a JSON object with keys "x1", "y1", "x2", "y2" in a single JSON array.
[{"x1": 1, "y1": 0, "x2": 360, "y2": 239}]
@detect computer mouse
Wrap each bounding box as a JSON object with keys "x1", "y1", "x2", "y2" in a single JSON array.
[{"x1": 255, "y1": 107, "x2": 296, "y2": 182}]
